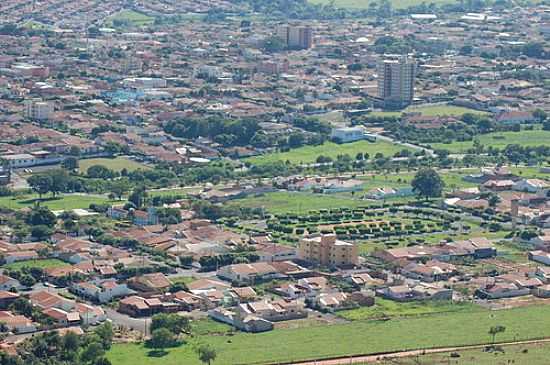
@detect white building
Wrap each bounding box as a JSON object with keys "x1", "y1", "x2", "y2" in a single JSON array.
[
  {"x1": 122, "y1": 77, "x2": 166, "y2": 89},
  {"x1": 330, "y1": 126, "x2": 366, "y2": 143},
  {"x1": 377, "y1": 55, "x2": 416, "y2": 109},
  {"x1": 24, "y1": 99, "x2": 54, "y2": 120}
]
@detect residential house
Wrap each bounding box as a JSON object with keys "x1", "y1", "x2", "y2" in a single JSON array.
[
  {"x1": 128, "y1": 273, "x2": 171, "y2": 294},
  {"x1": 217, "y1": 262, "x2": 279, "y2": 285},
  {"x1": 0, "y1": 311, "x2": 37, "y2": 333}
]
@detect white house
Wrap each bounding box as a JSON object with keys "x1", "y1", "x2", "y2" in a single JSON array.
[
  {"x1": 0, "y1": 311, "x2": 37, "y2": 334},
  {"x1": 529, "y1": 251, "x2": 550, "y2": 266},
  {"x1": 76, "y1": 303, "x2": 106, "y2": 325},
  {"x1": 72, "y1": 280, "x2": 132, "y2": 303},
  {"x1": 330, "y1": 126, "x2": 366, "y2": 143},
  {"x1": 513, "y1": 179, "x2": 549, "y2": 193}
]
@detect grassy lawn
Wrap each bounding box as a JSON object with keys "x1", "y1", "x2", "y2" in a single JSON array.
[
  {"x1": 359, "y1": 169, "x2": 478, "y2": 191},
  {"x1": 380, "y1": 342, "x2": 550, "y2": 364},
  {"x1": 229, "y1": 191, "x2": 366, "y2": 214},
  {"x1": 148, "y1": 187, "x2": 201, "y2": 198},
  {"x1": 431, "y1": 130, "x2": 550, "y2": 153},
  {"x1": 245, "y1": 140, "x2": 409, "y2": 166},
  {"x1": 108, "y1": 305, "x2": 550, "y2": 365},
  {"x1": 308, "y1": 0, "x2": 458, "y2": 9},
  {"x1": 370, "y1": 105, "x2": 486, "y2": 118},
  {"x1": 190, "y1": 319, "x2": 232, "y2": 336},
  {"x1": 3, "y1": 259, "x2": 69, "y2": 270},
  {"x1": 337, "y1": 299, "x2": 483, "y2": 321},
  {"x1": 105, "y1": 10, "x2": 154, "y2": 27},
  {"x1": 0, "y1": 194, "x2": 115, "y2": 211},
  {"x1": 79, "y1": 157, "x2": 150, "y2": 173}
]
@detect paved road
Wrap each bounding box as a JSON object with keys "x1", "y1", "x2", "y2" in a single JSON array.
[
  {"x1": 105, "y1": 308, "x2": 151, "y2": 336},
  {"x1": 279, "y1": 338, "x2": 550, "y2": 365}
]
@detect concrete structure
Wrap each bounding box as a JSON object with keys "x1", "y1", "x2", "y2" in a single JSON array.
[
  {"x1": 24, "y1": 99, "x2": 54, "y2": 120},
  {"x1": 276, "y1": 25, "x2": 313, "y2": 50},
  {"x1": 377, "y1": 55, "x2": 416, "y2": 109},
  {"x1": 298, "y1": 234, "x2": 358, "y2": 267}
]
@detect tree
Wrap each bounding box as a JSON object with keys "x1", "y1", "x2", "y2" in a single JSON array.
[
  {"x1": 411, "y1": 168, "x2": 444, "y2": 200},
  {"x1": 151, "y1": 313, "x2": 190, "y2": 335},
  {"x1": 30, "y1": 225, "x2": 53, "y2": 240},
  {"x1": 26, "y1": 206, "x2": 57, "y2": 227},
  {"x1": 196, "y1": 344, "x2": 217, "y2": 365},
  {"x1": 488, "y1": 325, "x2": 506, "y2": 344},
  {"x1": 109, "y1": 179, "x2": 130, "y2": 200},
  {"x1": 48, "y1": 169, "x2": 70, "y2": 196},
  {"x1": 128, "y1": 186, "x2": 147, "y2": 208},
  {"x1": 94, "y1": 321, "x2": 114, "y2": 350},
  {"x1": 28, "y1": 175, "x2": 52, "y2": 198},
  {"x1": 62, "y1": 332, "x2": 80, "y2": 360},
  {"x1": 533, "y1": 108, "x2": 547, "y2": 122},
  {"x1": 87, "y1": 165, "x2": 114, "y2": 179},
  {"x1": 149, "y1": 328, "x2": 174, "y2": 353},
  {"x1": 80, "y1": 342, "x2": 105, "y2": 364},
  {"x1": 61, "y1": 157, "x2": 79, "y2": 171}
]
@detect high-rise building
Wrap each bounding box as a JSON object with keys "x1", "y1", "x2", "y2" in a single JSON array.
[
  {"x1": 24, "y1": 99, "x2": 54, "y2": 120},
  {"x1": 298, "y1": 234, "x2": 358, "y2": 267},
  {"x1": 276, "y1": 25, "x2": 313, "y2": 50},
  {"x1": 377, "y1": 55, "x2": 416, "y2": 109}
]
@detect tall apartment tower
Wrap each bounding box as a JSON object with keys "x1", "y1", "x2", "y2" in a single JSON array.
[
  {"x1": 377, "y1": 55, "x2": 416, "y2": 109},
  {"x1": 24, "y1": 99, "x2": 54, "y2": 120},
  {"x1": 276, "y1": 25, "x2": 313, "y2": 50}
]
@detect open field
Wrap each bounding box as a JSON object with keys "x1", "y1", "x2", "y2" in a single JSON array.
[
  {"x1": 245, "y1": 140, "x2": 410, "y2": 166},
  {"x1": 3, "y1": 259, "x2": 69, "y2": 270},
  {"x1": 369, "y1": 104, "x2": 487, "y2": 118},
  {"x1": 308, "y1": 0, "x2": 458, "y2": 9},
  {"x1": 338, "y1": 299, "x2": 483, "y2": 321},
  {"x1": 229, "y1": 191, "x2": 366, "y2": 214},
  {"x1": 79, "y1": 157, "x2": 150, "y2": 173},
  {"x1": 374, "y1": 342, "x2": 550, "y2": 365},
  {"x1": 108, "y1": 305, "x2": 550, "y2": 365},
  {"x1": 105, "y1": 10, "x2": 154, "y2": 27},
  {"x1": 0, "y1": 194, "x2": 115, "y2": 211},
  {"x1": 431, "y1": 130, "x2": 550, "y2": 153}
]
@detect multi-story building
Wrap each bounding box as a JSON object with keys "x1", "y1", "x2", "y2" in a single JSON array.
[
  {"x1": 298, "y1": 234, "x2": 358, "y2": 267},
  {"x1": 24, "y1": 99, "x2": 54, "y2": 120},
  {"x1": 276, "y1": 25, "x2": 313, "y2": 50},
  {"x1": 377, "y1": 55, "x2": 416, "y2": 109}
]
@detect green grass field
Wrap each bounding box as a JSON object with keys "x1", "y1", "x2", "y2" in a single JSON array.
[
  {"x1": 431, "y1": 130, "x2": 550, "y2": 153},
  {"x1": 105, "y1": 10, "x2": 154, "y2": 28},
  {"x1": 229, "y1": 191, "x2": 366, "y2": 214},
  {"x1": 0, "y1": 194, "x2": 115, "y2": 211},
  {"x1": 108, "y1": 305, "x2": 550, "y2": 365},
  {"x1": 3, "y1": 259, "x2": 69, "y2": 270},
  {"x1": 78, "y1": 157, "x2": 150, "y2": 173},
  {"x1": 370, "y1": 105, "x2": 487, "y2": 118},
  {"x1": 245, "y1": 140, "x2": 409, "y2": 166},
  {"x1": 338, "y1": 299, "x2": 482, "y2": 321},
  {"x1": 308, "y1": 0, "x2": 458, "y2": 9},
  {"x1": 380, "y1": 342, "x2": 550, "y2": 365}
]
